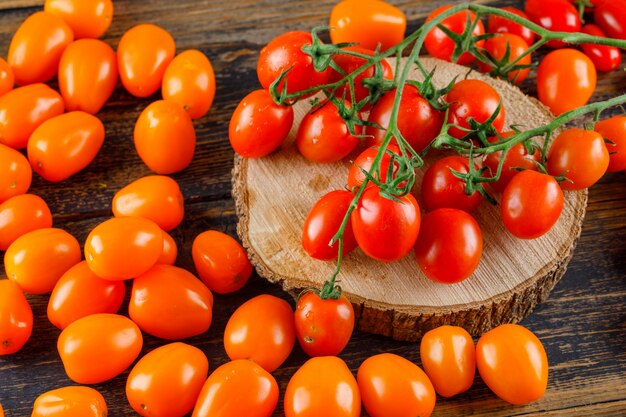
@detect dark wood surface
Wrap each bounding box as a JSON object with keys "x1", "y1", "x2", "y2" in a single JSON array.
[{"x1": 0, "y1": 0, "x2": 625, "y2": 416}]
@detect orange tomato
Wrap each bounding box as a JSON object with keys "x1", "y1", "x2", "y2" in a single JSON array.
[
  {"x1": 0, "y1": 402, "x2": 3, "y2": 417},
  {"x1": 8, "y1": 11, "x2": 74, "y2": 85},
  {"x1": 84, "y1": 217, "x2": 163, "y2": 280},
  {"x1": 129, "y1": 264, "x2": 213, "y2": 340},
  {"x1": 127, "y1": 343, "x2": 209, "y2": 417},
  {"x1": 162, "y1": 50, "x2": 216, "y2": 119},
  {"x1": 192, "y1": 359, "x2": 278, "y2": 417},
  {"x1": 44, "y1": 0, "x2": 113, "y2": 39},
  {"x1": 192, "y1": 230, "x2": 252, "y2": 294},
  {"x1": 31, "y1": 386, "x2": 108, "y2": 417},
  {"x1": 0, "y1": 144, "x2": 31, "y2": 203},
  {"x1": 0, "y1": 84, "x2": 64, "y2": 149},
  {"x1": 27, "y1": 111, "x2": 105, "y2": 182},
  {"x1": 47, "y1": 261, "x2": 125, "y2": 330},
  {"x1": 59, "y1": 39, "x2": 118, "y2": 114},
  {"x1": 134, "y1": 100, "x2": 196, "y2": 174},
  {"x1": 594, "y1": 115, "x2": 626, "y2": 172},
  {"x1": 118, "y1": 24, "x2": 176, "y2": 98},
  {"x1": 157, "y1": 230, "x2": 178, "y2": 265},
  {"x1": 112, "y1": 175, "x2": 184, "y2": 231},
  {"x1": 0, "y1": 279, "x2": 33, "y2": 355},
  {"x1": 5, "y1": 228, "x2": 81, "y2": 294},
  {"x1": 0, "y1": 194, "x2": 52, "y2": 251},
  {"x1": 0, "y1": 58, "x2": 14, "y2": 97}
]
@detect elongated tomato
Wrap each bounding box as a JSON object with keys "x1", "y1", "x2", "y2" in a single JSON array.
[
  {"x1": 0, "y1": 59, "x2": 14, "y2": 97},
  {"x1": 0, "y1": 194, "x2": 52, "y2": 251},
  {"x1": 32, "y1": 386, "x2": 108, "y2": 417},
  {"x1": 44, "y1": 0, "x2": 113, "y2": 39},
  {"x1": 0, "y1": 144, "x2": 31, "y2": 203},
  {"x1": 0, "y1": 280, "x2": 33, "y2": 355}
]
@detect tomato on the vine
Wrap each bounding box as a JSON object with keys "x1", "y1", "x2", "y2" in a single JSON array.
[
  {"x1": 0, "y1": 279, "x2": 33, "y2": 355},
  {"x1": 425, "y1": 5, "x2": 485, "y2": 65},
  {"x1": 32, "y1": 386, "x2": 108, "y2": 417},
  {"x1": 0, "y1": 144, "x2": 31, "y2": 203},
  {"x1": 44, "y1": 0, "x2": 113, "y2": 39},
  {"x1": 487, "y1": 7, "x2": 535, "y2": 47},
  {"x1": 477, "y1": 33, "x2": 531, "y2": 84},
  {"x1": 595, "y1": 116, "x2": 626, "y2": 173},
  {"x1": 581, "y1": 24, "x2": 622, "y2": 73},
  {"x1": 483, "y1": 132, "x2": 540, "y2": 192},
  {"x1": 347, "y1": 145, "x2": 402, "y2": 190},
  {"x1": 0, "y1": 194, "x2": 52, "y2": 251},
  {"x1": 421, "y1": 156, "x2": 483, "y2": 213},
  {"x1": 594, "y1": 0, "x2": 626, "y2": 40},
  {"x1": 524, "y1": 0, "x2": 581, "y2": 49}
]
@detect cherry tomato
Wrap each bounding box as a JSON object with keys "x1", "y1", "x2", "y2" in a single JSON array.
[
  {"x1": 285, "y1": 356, "x2": 360, "y2": 417},
  {"x1": 425, "y1": 5, "x2": 485, "y2": 65},
  {"x1": 84, "y1": 217, "x2": 163, "y2": 280},
  {"x1": 118, "y1": 24, "x2": 176, "y2": 97},
  {"x1": 224, "y1": 294, "x2": 295, "y2": 372},
  {"x1": 420, "y1": 325, "x2": 475, "y2": 398},
  {"x1": 525, "y1": 0, "x2": 581, "y2": 48},
  {"x1": 594, "y1": 0, "x2": 626, "y2": 40},
  {"x1": 476, "y1": 324, "x2": 548, "y2": 404},
  {"x1": 547, "y1": 128, "x2": 609, "y2": 190},
  {"x1": 0, "y1": 84, "x2": 64, "y2": 149},
  {"x1": 7, "y1": 11, "x2": 73, "y2": 85},
  {"x1": 501, "y1": 170, "x2": 564, "y2": 239},
  {"x1": 487, "y1": 7, "x2": 536, "y2": 47},
  {"x1": 0, "y1": 58, "x2": 14, "y2": 97},
  {"x1": 478, "y1": 33, "x2": 531, "y2": 84},
  {"x1": 351, "y1": 186, "x2": 420, "y2": 262},
  {"x1": 58, "y1": 313, "x2": 143, "y2": 384},
  {"x1": 421, "y1": 156, "x2": 483, "y2": 213},
  {"x1": 358, "y1": 353, "x2": 435, "y2": 417},
  {"x1": 134, "y1": 100, "x2": 196, "y2": 174},
  {"x1": 127, "y1": 343, "x2": 209, "y2": 417},
  {"x1": 59, "y1": 39, "x2": 118, "y2": 114},
  {"x1": 595, "y1": 115, "x2": 626, "y2": 172},
  {"x1": 0, "y1": 194, "x2": 52, "y2": 251},
  {"x1": 581, "y1": 24, "x2": 622, "y2": 73},
  {"x1": 347, "y1": 145, "x2": 403, "y2": 190},
  {"x1": 483, "y1": 132, "x2": 541, "y2": 192},
  {"x1": 192, "y1": 359, "x2": 278, "y2": 417},
  {"x1": 0, "y1": 144, "x2": 31, "y2": 203},
  {"x1": 157, "y1": 230, "x2": 178, "y2": 265},
  {"x1": 5, "y1": 228, "x2": 81, "y2": 294},
  {"x1": 32, "y1": 386, "x2": 107, "y2": 417},
  {"x1": 229, "y1": 89, "x2": 294, "y2": 158},
  {"x1": 301, "y1": 190, "x2": 358, "y2": 261},
  {"x1": 27, "y1": 111, "x2": 105, "y2": 182},
  {"x1": 47, "y1": 261, "x2": 125, "y2": 330},
  {"x1": 0, "y1": 403, "x2": 3, "y2": 417},
  {"x1": 44, "y1": 0, "x2": 113, "y2": 39},
  {"x1": 192, "y1": 230, "x2": 253, "y2": 294},
  {"x1": 112, "y1": 175, "x2": 184, "y2": 231},
  {"x1": 0, "y1": 279, "x2": 33, "y2": 355},
  {"x1": 257, "y1": 31, "x2": 332, "y2": 95}
]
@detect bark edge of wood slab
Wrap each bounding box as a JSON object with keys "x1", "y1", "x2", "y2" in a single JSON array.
[{"x1": 232, "y1": 57, "x2": 587, "y2": 342}]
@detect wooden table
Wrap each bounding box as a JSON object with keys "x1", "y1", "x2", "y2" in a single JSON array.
[{"x1": 1, "y1": 0, "x2": 625, "y2": 416}]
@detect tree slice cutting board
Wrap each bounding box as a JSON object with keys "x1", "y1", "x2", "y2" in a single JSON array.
[{"x1": 232, "y1": 57, "x2": 587, "y2": 342}]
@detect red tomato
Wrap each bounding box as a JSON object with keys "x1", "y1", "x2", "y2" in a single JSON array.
[
  {"x1": 501, "y1": 170, "x2": 564, "y2": 239},
  {"x1": 0, "y1": 58, "x2": 14, "y2": 97},
  {"x1": 44, "y1": 0, "x2": 113, "y2": 39},
  {"x1": 483, "y1": 132, "x2": 541, "y2": 192},
  {"x1": 157, "y1": 230, "x2": 178, "y2": 265},
  {"x1": 118, "y1": 24, "x2": 176, "y2": 97},
  {"x1": 594, "y1": 0, "x2": 626, "y2": 40},
  {"x1": 581, "y1": 24, "x2": 622, "y2": 73},
  {"x1": 425, "y1": 5, "x2": 485, "y2": 65},
  {"x1": 0, "y1": 144, "x2": 31, "y2": 203},
  {"x1": 525, "y1": 0, "x2": 581, "y2": 48},
  {"x1": 595, "y1": 115, "x2": 626, "y2": 172},
  {"x1": 0, "y1": 194, "x2": 52, "y2": 251},
  {"x1": 347, "y1": 145, "x2": 403, "y2": 190},
  {"x1": 32, "y1": 386, "x2": 108, "y2": 417},
  {"x1": 478, "y1": 33, "x2": 531, "y2": 84},
  {"x1": 0, "y1": 280, "x2": 33, "y2": 355},
  {"x1": 487, "y1": 7, "x2": 536, "y2": 47},
  {"x1": 421, "y1": 156, "x2": 483, "y2": 213}
]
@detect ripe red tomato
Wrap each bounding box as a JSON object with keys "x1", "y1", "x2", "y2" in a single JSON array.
[
  {"x1": 27, "y1": 111, "x2": 105, "y2": 182},
  {"x1": 581, "y1": 24, "x2": 622, "y2": 73},
  {"x1": 127, "y1": 343, "x2": 209, "y2": 417},
  {"x1": 0, "y1": 58, "x2": 14, "y2": 97},
  {"x1": 483, "y1": 132, "x2": 541, "y2": 192},
  {"x1": 347, "y1": 145, "x2": 402, "y2": 190},
  {"x1": 487, "y1": 7, "x2": 536, "y2": 47},
  {"x1": 0, "y1": 144, "x2": 31, "y2": 203},
  {"x1": 224, "y1": 294, "x2": 295, "y2": 372},
  {"x1": 0, "y1": 194, "x2": 52, "y2": 251},
  {"x1": 32, "y1": 386, "x2": 108, "y2": 417},
  {"x1": 421, "y1": 156, "x2": 483, "y2": 213},
  {"x1": 477, "y1": 33, "x2": 531, "y2": 84},
  {"x1": 302, "y1": 190, "x2": 358, "y2": 260},
  {"x1": 594, "y1": 0, "x2": 626, "y2": 40},
  {"x1": 595, "y1": 116, "x2": 626, "y2": 172},
  {"x1": 425, "y1": 5, "x2": 485, "y2": 65},
  {"x1": 44, "y1": 0, "x2": 113, "y2": 39},
  {"x1": 158, "y1": 230, "x2": 178, "y2": 265},
  {"x1": 351, "y1": 186, "x2": 420, "y2": 262},
  {"x1": 118, "y1": 24, "x2": 176, "y2": 97},
  {"x1": 525, "y1": 0, "x2": 581, "y2": 48},
  {"x1": 476, "y1": 324, "x2": 548, "y2": 404},
  {"x1": 0, "y1": 280, "x2": 33, "y2": 355},
  {"x1": 501, "y1": 170, "x2": 564, "y2": 239}
]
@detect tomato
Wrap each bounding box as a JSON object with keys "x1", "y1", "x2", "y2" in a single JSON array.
[
  {"x1": 525, "y1": 0, "x2": 581, "y2": 48},
  {"x1": 0, "y1": 280, "x2": 33, "y2": 355},
  {"x1": 302, "y1": 190, "x2": 358, "y2": 260},
  {"x1": 134, "y1": 100, "x2": 196, "y2": 174},
  {"x1": 47, "y1": 261, "x2": 125, "y2": 330},
  {"x1": 547, "y1": 128, "x2": 609, "y2": 190},
  {"x1": 425, "y1": 5, "x2": 485, "y2": 65},
  {"x1": 27, "y1": 111, "x2": 105, "y2": 182},
  {"x1": 127, "y1": 343, "x2": 209, "y2": 417},
  {"x1": 59, "y1": 39, "x2": 118, "y2": 114},
  {"x1": 5, "y1": 228, "x2": 81, "y2": 294},
  {"x1": 351, "y1": 186, "x2": 420, "y2": 262},
  {"x1": 118, "y1": 24, "x2": 176, "y2": 97},
  {"x1": 420, "y1": 325, "x2": 475, "y2": 398},
  {"x1": 112, "y1": 175, "x2": 184, "y2": 231},
  {"x1": 162, "y1": 50, "x2": 216, "y2": 119},
  {"x1": 594, "y1": 0, "x2": 626, "y2": 40},
  {"x1": 192, "y1": 230, "x2": 253, "y2": 294},
  {"x1": 0, "y1": 194, "x2": 52, "y2": 251},
  {"x1": 32, "y1": 386, "x2": 108, "y2": 417},
  {"x1": 158, "y1": 230, "x2": 178, "y2": 265},
  {"x1": 476, "y1": 324, "x2": 548, "y2": 404},
  {"x1": 224, "y1": 294, "x2": 295, "y2": 372},
  {"x1": 581, "y1": 24, "x2": 622, "y2": 73},
  {"x1": 285, "y1": 356, "x2": 360, "y2": 417},
  {"x1": 58, "y1": 313, "x2": 143, "y2": 384},
  {"x1": 7, "y1": 12, "x2": 73, "y2": 85},
  {"x1": 347, "y1": 145, "x2": 403, "y2": 190},
  {"x1": 296, "y1": 101, "x2": 360, "y2": 163},
  {"x1": 0, "y1": 144, "x2": 31, "y2": 203},
  {"x1": 0, "y1": 84, "x2": 64, "y2": 149},
  {"x1": 421, "y1": 156, "x2": 483, "y2": 213},
  {"x1": 0, "y1": 59, "x2": 14, "y2": 97},
  {"x1": 44, "y1": 0, "x2": 113, "y2": 39},
  {"x1": 595, "y1": 115, "x2": 626, "y2": 172},
  {"x1": 501, "y1": 170, "x2": 564, "y2": 239},
  {"x1": 84, "y1": 217, "x2": 163, "y2": 280},
  {"x1": 229, "y1": 89, "x2": 294, "y2": 158},
  {"x1": 0, "y1": 403, "x2": 4, "y2": 417},
  {"x1": 478, "y1": 34, "x2": 531, "y2": 84},
  {"x1": 483, "y1": 132, "x2": 541, "y2": 192},
  {"x1": 487, "y1": 7, "x2": 536, "y2": 47}
]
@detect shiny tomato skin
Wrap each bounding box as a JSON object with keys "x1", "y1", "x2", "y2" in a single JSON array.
[
  {"x1": 595, "y1": 115, "x2": 626, "y2": 172},
  {"x1": 487, "y1": 7, "x2": 535, "y2": 47},
  {"x1": 476, "y1": 324, "x2": 548, "y2": 405},
  {"x1": 425, "y1": 5, "x2": 485, "y2": 65},
  {"x1": 224, "y1": 294, "x2": 295, "y2": 372},
  {"x1": 5, "y1": 228, "x2": 81, "y2": 294},
  {"x1": 594, "y1": 0, "x2": 626, "y2": 40},
  {"x1": 347, "y1": 145, "x2": 403, "y2": 190},
  {"x1": 32, "y1": 386, "x2": 108, "y2": 417},
  {"x1": 44, "y1": 0, "x2": 113, "y2": 39},
  {"x1": 0, "y1": 144, "x2": 31, "y2": 203},
  {"x1": 127, "y1": 342, "x2": 209, "y2": 417},
  {"x1": 47, "y1": 261, "x2": 125, "y2": 330},
  {"x1": 581, "y1": 24, "x2": 622, "y2": 73},
  {"x1": 118, "y1": 24, "x2": 176, "y2": 98},
  {"x1": 0, "y1": 279, "x2": 33, "y2": 355},
  {"x1": 483, "y1": 132, "x2": 541, "y2": 192},
  {"x1": 478, "y1": 34, "x2": 531, "y2": 84},
  {"x1": 0, "y1": 58, "x2": 14, "y2": 97},
  {"x1": 525, "y1": 0, "x2": 581, "y2": 48},
  {"x1": 157, "y1": 230, "x2": 178, "y2": 265},
  {"x1": 421, "y1": 156, "x2": 483, "y2": 213},
  {"x1": 0, "y1": 194, "x2": 52, "y2": 251},
  {"x1": 58, "y1": 313, "x2": 143, "y2": 384}
]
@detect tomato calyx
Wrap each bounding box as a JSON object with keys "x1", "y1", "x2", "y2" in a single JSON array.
[
  {"x1": 434, "y1": 12, "x2": 491, "y2": 65},
  {"x1": 406, "y1": 69, "x2": 455, "y2": 112},
  {"x1": 476, "y1": 40, "x2": 534, "y2": 83}
]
